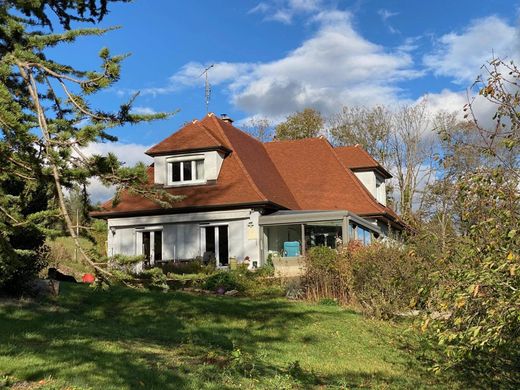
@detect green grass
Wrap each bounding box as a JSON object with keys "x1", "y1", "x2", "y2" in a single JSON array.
[{"x1": 0, "y1": 284, "x2": 449, "y2": 389}]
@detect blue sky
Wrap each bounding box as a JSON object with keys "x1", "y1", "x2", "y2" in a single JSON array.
[{"x1": 44, "y1": 0, "x2": 520, "y2": 199}]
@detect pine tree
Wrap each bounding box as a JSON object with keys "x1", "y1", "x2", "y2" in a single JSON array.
[{"x1": 0, "y1": 0, "x2": 178, "y2": 290}]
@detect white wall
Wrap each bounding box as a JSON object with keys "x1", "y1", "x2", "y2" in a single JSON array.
[
  {"x1": 153, "y1": 150, "x2": 224, "y2": 185},
  {"x1": 354, "y1": 170, "x2": 387, "y2": 205},
  {"x1": 107, "y1": 209, "x2": 262, "y2": 266}
]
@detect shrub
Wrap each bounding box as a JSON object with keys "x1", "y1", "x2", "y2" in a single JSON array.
[
  {"x1": 301, "y1": 243, "x2": 429, "y2": 318},
  {"x1": 350, "y1": 242, "x2": 428, "y2": 319},
  {"x1": 302, "y1": 246, "x2": 352, "y2": 304},
  {"x1": 0, "y1": 230, "x2": 48, "y2": 296},
  {"x1": 202, "y1": 268, "x2": 286, "y2": 297},
  {"x1": 141, "y1": 267, "x2": 169, "y2": 292},
  {"x1": 159, "y1": 258, "x2": 204, "y2": 275},
  {"x1": 204, "y1": 270, "x2": 247, "y2": 292},
  {"x1": 424, "y1": 169, "x2": 520, "y2": 386}
]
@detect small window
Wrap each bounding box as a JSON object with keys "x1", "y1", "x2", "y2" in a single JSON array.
[{"x1": 168, "y1": 159, "x2": 204, "y2": 184}]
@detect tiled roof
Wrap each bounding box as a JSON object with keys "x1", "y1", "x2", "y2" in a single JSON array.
[
  {"x1": 264, "y1": 138, "x2": 384, "y2": 215},
  {"x1": 93, "y1": 114, "x2": 402, "y2": 228},
  {"x1": 334, "y1": 145, "x2": 392, "y2": 178},
  {"x1": 145, "y1": 120, "x2": 227, "y2": 156}
]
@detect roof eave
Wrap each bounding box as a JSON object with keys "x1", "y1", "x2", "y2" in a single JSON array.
[
  {"x1": 90, "y1": 200, "x2": 288, "y2": 219},
  {"x1": 145, "y1": 145, "x2": 232, "y2": 157}
]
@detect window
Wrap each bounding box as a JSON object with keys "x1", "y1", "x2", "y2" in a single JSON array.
[{"x1": 168, "y1": 158, "x2": 204, "y2": 184}]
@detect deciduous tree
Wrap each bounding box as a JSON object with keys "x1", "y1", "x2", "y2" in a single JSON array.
[{"x1": 274, "y1": 108, "x2": 323, "y2": 140}]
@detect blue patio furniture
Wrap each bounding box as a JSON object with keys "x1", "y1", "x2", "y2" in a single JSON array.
[{"x1": 283, "y1": 241, "x2": 301, "y2": 257}]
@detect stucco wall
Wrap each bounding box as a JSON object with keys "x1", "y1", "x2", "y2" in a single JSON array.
[
  {"x1": 106, "y1": 209, "x2": 262, "y2": 266},
  {"x1": 354, "y1": 170, "x2": 387, "y2": 205},
  {"x1": 153, "y1": 150, "x2": 224, "y2": 185}
]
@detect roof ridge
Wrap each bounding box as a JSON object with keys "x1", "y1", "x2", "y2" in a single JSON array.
[
  {"x1": 264, "y1": 137, "x2": 324, "y2": 145},
  {"x1": 208, "y1": 115, "x2": 268, "y2": 202},
  {"x1": 324, "y1": 139, "x2": 386, "y2": 213}
]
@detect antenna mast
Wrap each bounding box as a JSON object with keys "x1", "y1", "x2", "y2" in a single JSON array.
[{"x1": 199, "y1": 64, "x2": 215, "y2": 113}]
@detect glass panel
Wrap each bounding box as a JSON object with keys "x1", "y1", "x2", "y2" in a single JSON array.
[
  {"x1": 218, "y1": 226, "x2": 229, "y2": 266},
  {"x1": 154, "y1": 231, "x2": 162, "y2": 261},
  {"x1": 172, "y1": 162, "x2": 181, "y2": 182},
  {"x1": 183, "y1": 160, "x2": 192, "y2": 181},
  {"x1": 365, "y1": 229, "x2": 372, "y2": 245},
  {"x1": 196, "y1": 160, "x2": 204, "y2": 180},
  {"x1": 142, "y1": 231, "x2": 151, "y2": 260},
  {"x1": 305, "y1": 223, "x2": 342, "y2": 249},
  {"x1": 349, "y1": 223, "x2": 356, "y2": 241},
  {"x1": 265, "y1": 224, "x2": 302, "y2": 258}
]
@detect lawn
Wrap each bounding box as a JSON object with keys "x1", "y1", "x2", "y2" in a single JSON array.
[{"x1": 0, "y1": 284, "x2": 447, "y2": 389}]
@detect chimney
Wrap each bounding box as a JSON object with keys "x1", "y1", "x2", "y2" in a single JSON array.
[{"x1": 220, "y1": 113, "x2": 234, "y2": 124}]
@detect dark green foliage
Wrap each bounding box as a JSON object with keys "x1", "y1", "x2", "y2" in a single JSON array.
[
  {"x1": 204, "y1": 271, "x2": 246, "y2": 292},
  {"x1": 0, "y1": 0, "x2": 177, "y2": 290}
]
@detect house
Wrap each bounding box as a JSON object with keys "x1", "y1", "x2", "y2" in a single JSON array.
[{"x1": 92, "y1": 113, "x2": 406, "y2": 269}]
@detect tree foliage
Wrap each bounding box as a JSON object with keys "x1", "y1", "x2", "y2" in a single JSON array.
[
  {"x1": 274, "y1": 108, "x2": 323, "y2": 140},
  {"x1": 0, "y1": 0, "x2": 176, "y2": 291},
  {"x1": 423, "y1": 58, "x2": 520, "y2": 386}
]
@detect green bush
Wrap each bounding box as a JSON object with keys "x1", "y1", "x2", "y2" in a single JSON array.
[
  {"x1": 301, "y1": 243, "x2": 429, "y2": 318},
  {"x1": 202, "y1": 269, "x2": 286, "y2": 297},
  {"x1": 159, "y1": 258, "x2": 206, "y2": 275},
  {"x1": 424, "y1": 169, "x2": 520, "y2": 386},
  {"x1": 203, "y1": 270, "x2": 247, "y2": 292},
  {"x1": 0, "y1": 230, "x2": 48, "y2": 296},
  {"x1": 302, "y1": 246, "x2": 352, "y2": 304},
  {"x1": 141, "y1": 267, "x2": 169, "y2": 292},
  {"x1": 350, "y1": 243, "x2": 428, "y2": 319}
]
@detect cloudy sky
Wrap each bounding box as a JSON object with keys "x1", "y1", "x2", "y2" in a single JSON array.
[{"x1": 47, "y1": 0, "x2": 520, "y2": 201}]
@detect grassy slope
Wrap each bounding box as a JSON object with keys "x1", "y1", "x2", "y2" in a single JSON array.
[
  {"x1": 45, "y1": 237, "x2": 97, "y2": 279},
  {"x1": 0, "y1": 284, "x2": 447, "y2": 390}
]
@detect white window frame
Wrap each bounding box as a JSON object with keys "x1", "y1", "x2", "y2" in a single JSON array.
[
  {"x1": 200, "y1": 223, "x2": 229, "y2": 268},
  {"x1": 166, "y1": 155, "x2": 205, "y2": 186},
  {"x1": 135, "y1": 227, "x2": 163, "y2": 266}
]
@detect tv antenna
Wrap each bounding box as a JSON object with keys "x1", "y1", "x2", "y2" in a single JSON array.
[{"x1": 199, "y1": 64, "x2": 215, "y2": 113}]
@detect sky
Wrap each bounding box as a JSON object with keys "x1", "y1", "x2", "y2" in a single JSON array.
[{"x1": 45, "y1": 0, "x2": 520, "y2": 201}]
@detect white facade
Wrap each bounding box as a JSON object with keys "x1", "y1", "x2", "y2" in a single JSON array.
[
  {"x1": 153, "y1": 150, "x2": 225, "y2": 186},
  {"x1": 107, "y1": 209, "x2": 262, "y2": 268},
  {"x1": 353, "y1": 170, "x2": 387, "y2": 206}
]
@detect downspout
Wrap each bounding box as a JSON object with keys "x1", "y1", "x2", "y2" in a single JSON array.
[
  {"x1": 342, "y1": 216, "x2": 349, "y2": 244},
  {"x1": 301, "y1": 224, "x2": 306, "y2": 257}
]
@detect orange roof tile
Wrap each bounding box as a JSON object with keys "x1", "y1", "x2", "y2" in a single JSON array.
[
  {"x1": 334, "y1": 145, "x2": 392, "y2": 178},
  {"x1": 145, "y1": 120, "x2": 228, "y2": 156},
  {"x1": 93, "y1": 114, "x2": 403, "y2": 229}
]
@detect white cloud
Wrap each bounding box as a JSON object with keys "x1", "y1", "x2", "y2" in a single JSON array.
[
  {"x1": 170, "y1": 62, "x2": 253, "y2": 87},
  {"x1": 378, "y1": 9, "x2": 399, "y2": 22},
  {"x1": 420, "y1": 89, "x2": 468, "y2": 118},
  {"x1": 148, "y1": 9, "x2": 422, "y2": 119},
  {"x1": 131, "y1": 106, "x2": 157, "y2": 115},
  {"x1": 423, "y1": 16, "x2": 520, "y2": 85},
  {"x1": 82, "y1": 142, "x2": 153, "y2": 203},
  {"x1": 249, "y1": 0, "x2": 322, "y2": 24},
  {"x1": 225, "y1": 10, "x2": 420, "y2": 117}
]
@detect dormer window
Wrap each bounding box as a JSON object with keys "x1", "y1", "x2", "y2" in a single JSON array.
[{"x1": 167, "y1": 156, "x2": 205, "y2": 185}]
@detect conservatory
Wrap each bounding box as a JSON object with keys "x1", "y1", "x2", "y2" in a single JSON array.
[{"x1": 258, "y1": 210, "x2": 381, "y2": 272}]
